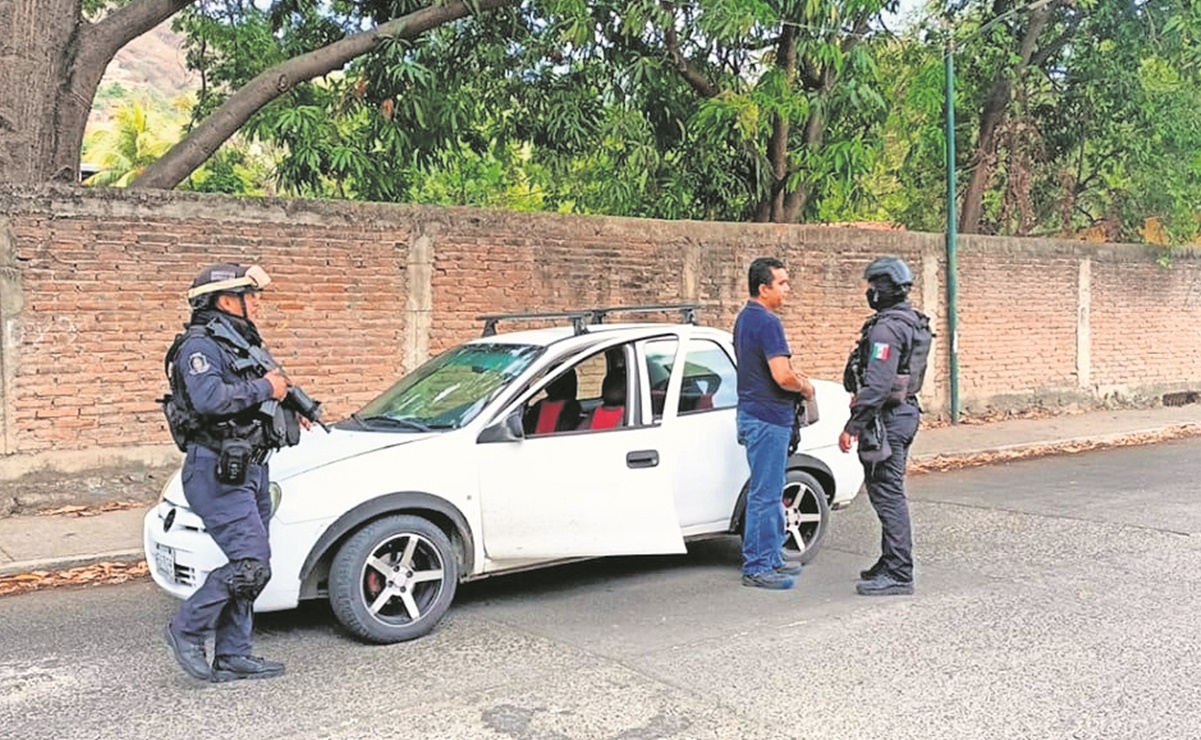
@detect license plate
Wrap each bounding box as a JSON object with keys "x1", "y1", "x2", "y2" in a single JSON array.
[{"x1": 154, "y1": 543, "x2": 176, "y2": 578}]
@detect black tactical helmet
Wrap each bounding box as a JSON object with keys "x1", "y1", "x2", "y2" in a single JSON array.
[
  {"x1": 186, "y1": 263, "x2": 271, "y2": 305},
  {"x1": 863, "y1": 256, "x2": 914, "y2": 287}
]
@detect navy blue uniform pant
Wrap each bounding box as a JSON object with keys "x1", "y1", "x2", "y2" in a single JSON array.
[
  {"x1": 862, "y1": 404, "x2": 920, "y2": 582},
  {"x1": 171, "y1": 445, "x2": 271, "y2": 658}
]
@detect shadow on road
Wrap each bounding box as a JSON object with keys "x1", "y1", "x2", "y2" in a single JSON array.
[{"x1": 453, "y1": 535, "x2": 741, "y2": 606}]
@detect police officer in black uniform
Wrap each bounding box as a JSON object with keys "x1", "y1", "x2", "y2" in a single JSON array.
[
  {"x1": 162, "y1": 263, "x2": 305, "y2": 681},
  {"x1": 839, "y1": 256, "x2": 932, "y2": 596}
]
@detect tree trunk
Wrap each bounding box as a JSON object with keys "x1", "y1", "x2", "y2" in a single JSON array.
[
  {"x1": 780, "y1": 103, "x2": 826, "y2": 222},
  {"x1": 134, "y1": 0, "x2": 518, "y2": 190},
  {"x1": 1, "y1": 0, "x2": 196, "y2": 184},
  {"x1": 958, "y1": 6, "x2": 1052, "y2": 233},
  {"x1": 0, "y1": 0, "x2": 83, "y2": 183},
  {"x1": 755, "y1": 26, "x2": 796, "y2": 222},
  {"x1": 957, "y1": 78, "x2": 1008, "y2": 233}
]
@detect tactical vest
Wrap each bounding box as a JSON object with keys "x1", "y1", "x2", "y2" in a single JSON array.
[
  {"x1": 844, "y1": 306, "x2": 933, "y2": 405},
  {"x1": 159, "y1": 324, "x2": 287, "y2": 452}
]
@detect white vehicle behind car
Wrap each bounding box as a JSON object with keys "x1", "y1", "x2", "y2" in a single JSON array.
[{"x1": 145, "y1": 305, "x2": 864, "y2": 643}]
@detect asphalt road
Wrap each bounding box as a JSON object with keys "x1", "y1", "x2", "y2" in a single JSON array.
[{"x1": 2, "y1": 438, "x2": 1200, "y2": 740}]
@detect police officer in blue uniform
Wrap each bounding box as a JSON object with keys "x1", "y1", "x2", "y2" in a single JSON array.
[
  {"x1": 839, "y1": 256, "x2": 932, "y2": 596},
  {"x1": 162, "y1": 263, "x2": 304, "y2": 681}
]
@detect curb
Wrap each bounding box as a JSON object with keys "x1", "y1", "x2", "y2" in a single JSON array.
[
  {"x1": 909, "y1": 423, "x2": 1201, "y2": 473},
  {"x1": 0, "y1": 549, "x2": 145, "y2": 579}
]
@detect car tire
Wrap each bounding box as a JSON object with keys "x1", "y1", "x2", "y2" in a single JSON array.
[
  {"x1": 782, "y1": 469, "x2": 831, "y2": 565},
  {"x1": 328, "y1": 514, "x2": 459, "y2": 644}
]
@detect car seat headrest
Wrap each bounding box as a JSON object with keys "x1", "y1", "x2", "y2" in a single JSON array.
[
  {"x1": 545, "y1": 369, "x2": 578, "y2": 401},
  {"x1": 602, "y1": 373, "x2": 626, "y2": 407}
]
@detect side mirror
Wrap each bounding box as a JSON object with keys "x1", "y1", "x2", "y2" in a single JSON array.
[{"x1": 477, "y1": 408, "x2": 525, "y2": 444}]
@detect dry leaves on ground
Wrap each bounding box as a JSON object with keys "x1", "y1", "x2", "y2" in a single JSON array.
[
  {"x1": 919, "y1": 406, "x2": 1078, "y2": 431},
  {"x1": 40, "y1": 501, "x2": 148, "y2": 517},
  {"x1": 0, "y1": 560, "x2": 149, "y2": 597},
  {"x1": 909, "y1": 425, "x2": 1201, "y2": 475}
]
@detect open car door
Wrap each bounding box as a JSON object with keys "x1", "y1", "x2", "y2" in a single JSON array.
[{"x1": 475, "y1": 339, "x2": 686, "y2": 560}]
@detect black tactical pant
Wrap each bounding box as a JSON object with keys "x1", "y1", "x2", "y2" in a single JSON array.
[{"x1": 862, "y1": 403, "x2": 920, "y2": 582}]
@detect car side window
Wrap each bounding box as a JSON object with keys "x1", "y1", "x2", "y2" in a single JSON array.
[
  {"x1": 523, "y1": 346, "x2": 631, "y2": 435},
  {"x1": 643, "y1": 339, "x2": 678, "y2": 422},
  {"x1": 678, "y1": 340, "x2": 737, "y2": 414}
]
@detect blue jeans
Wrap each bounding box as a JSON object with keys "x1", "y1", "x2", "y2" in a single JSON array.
[{"x1": 737, "y1": 410, "x2": 790, "y2": 576}]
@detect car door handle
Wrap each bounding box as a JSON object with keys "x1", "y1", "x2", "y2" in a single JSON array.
[{"x1": 626, "y1": 450, "x2": 659, "y2": 469}]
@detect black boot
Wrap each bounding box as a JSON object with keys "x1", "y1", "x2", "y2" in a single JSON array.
[
  {"x1": 855, "y1": 572, "x2": 914, "y2": 596},
  {"x1": 164, "y1": 622, "x2": 211, "y2": 680},
  {"x1": 858, "y1": 559, "x2": 885, "y2": 581},
  {"x1": 211, "y1": 654, "x2": 285, "y2": 682}
]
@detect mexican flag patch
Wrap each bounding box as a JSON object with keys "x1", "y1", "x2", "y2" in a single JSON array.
[{"x1": 870, "y1": 342, "x2": 891, "y2": 361}]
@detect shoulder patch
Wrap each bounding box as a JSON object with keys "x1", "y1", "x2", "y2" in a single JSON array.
[
  {"x1": 870, "y1": 342, "x2": 891, "y2": 361},
  {"x1": 187, "y1": 352, "x2": 213, "y2": 375}
]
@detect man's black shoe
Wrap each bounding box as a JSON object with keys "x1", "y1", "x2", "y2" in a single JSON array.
[
  {"x1": 211, "y1": 654, "x2": 285, "y2": 682},
  {"x1": 775, "y1": 561, "x2": 804, "y2": 577},
  {"x1": 164, "y1": 623, "x2": 210, "y2": 680},
  {"x1": 855, "y1": 573, "x2": 914, "y2": 596},
  {"x1": 859, "y1": 560, "x2": 885, "y2": 581},
  {"x1": 741, "y1": 571, "x2": 796, "y2": 590}
]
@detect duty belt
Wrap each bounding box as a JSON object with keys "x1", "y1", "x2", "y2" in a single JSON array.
[{"x1": 190, "y1": 437, "x2": 272, "y2": 464}]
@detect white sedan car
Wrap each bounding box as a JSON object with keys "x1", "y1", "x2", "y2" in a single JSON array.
[{"x1": 145, "y1": 306, "x2": 864, "y2": 644}]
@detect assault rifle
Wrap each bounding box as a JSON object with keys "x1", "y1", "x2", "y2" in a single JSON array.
[{"x1": 206, "y1": 318, "x2": 331, "y2": 433}]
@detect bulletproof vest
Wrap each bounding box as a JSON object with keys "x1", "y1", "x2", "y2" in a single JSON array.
[
  {"x1": 159, "y1": 327, "x2": 206, "y2": 452},
  {"x1": 846, "y1": 305, "x2": 933, "y2": 403},
  {"x1": 159, "y1": 323, "x2": 278, "y2": 452}
]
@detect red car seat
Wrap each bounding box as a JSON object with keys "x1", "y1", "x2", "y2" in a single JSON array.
[
  {"x1": 527, "y1": 369, "x2": 582, "y2": 434},
  {"x1": 587, "y1": 373, "x2": 626, "y2": 430}
]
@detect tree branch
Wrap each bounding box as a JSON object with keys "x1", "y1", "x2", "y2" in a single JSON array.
[
  {"x1": 798, "y1": 58, "x2": 822, "y2": 90},
  {"x1": 840, "y1": 15, "x2": 871, "y2": 56},
  {"x1": 659, "y1": 1, "x2": 720, "y2": 98},
  {"x1": 958, "y1": 4, "x2": 1052, "y2": 232},
  {"x1": 86, "y1": 0, "x2": 198, "y2": 61},
  {"x1": 133, "y1": 0, "x2": 518, "y2": 189},
  {"x1": 1029, "y1": 13, "x2": 1080, "y2": 70}
]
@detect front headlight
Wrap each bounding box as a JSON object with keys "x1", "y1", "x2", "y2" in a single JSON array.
[
  {"x1": 158, "y1": 470, "x2": 180, "y2": 503},
  {"x1": 269, "y1": 482, "x2": 283, "y2": 518}
]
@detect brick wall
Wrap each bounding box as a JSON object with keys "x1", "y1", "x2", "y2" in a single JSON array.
[{"x1": 1, "y1": 185, "x2": 1198, "y2": 477}]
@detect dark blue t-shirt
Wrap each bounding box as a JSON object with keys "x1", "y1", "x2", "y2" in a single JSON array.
[{"x1": 733, "y1": 301, "x2": 794, "y2": 426}]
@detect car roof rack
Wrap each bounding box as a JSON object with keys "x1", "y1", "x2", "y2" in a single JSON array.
[{"x1": 477, "y1": 303, "x2": 700, "y2": 337}]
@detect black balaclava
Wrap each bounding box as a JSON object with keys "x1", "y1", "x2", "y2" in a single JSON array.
[
  {"x1": 190, "y1": 293, "x2": 263, "y2": 345},
  {"x1": 866, "y1": 278, "x2": 909, "y2": 311}
]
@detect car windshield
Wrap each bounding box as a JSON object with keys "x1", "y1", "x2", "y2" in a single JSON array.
[{"x1": 351, "y1": 343, "x2": 543, "y2": 431}]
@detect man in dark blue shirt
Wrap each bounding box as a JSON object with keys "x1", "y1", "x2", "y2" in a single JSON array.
[{"x1": 733, "y1": 257, "x2": 814, "y2": 590}]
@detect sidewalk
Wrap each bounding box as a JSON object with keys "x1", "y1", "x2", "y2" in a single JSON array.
[{"x1": 0, "y1": 404, "x2": 1198, "y2": 579}]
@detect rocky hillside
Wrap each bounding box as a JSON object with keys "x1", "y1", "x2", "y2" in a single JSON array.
[{"x1": 87, "y1": 21, "x2": 197, "y2": 131}]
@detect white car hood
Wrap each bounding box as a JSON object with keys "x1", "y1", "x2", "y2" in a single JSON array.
[
  {"x1": 269, "y1": 427, "x2": 437, "y2": 481},
  {"x1": 161, "y1": 428, "x2": 436, "y2": 508}
]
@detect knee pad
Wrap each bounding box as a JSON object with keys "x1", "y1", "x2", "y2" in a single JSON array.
[{"x1": 228, "y1": 558, "x2": 271, "y2": 600}]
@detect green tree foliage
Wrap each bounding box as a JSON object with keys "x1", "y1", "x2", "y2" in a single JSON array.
[
  {"x1": 879, "y1": 0, "x2": 1201, "y2": 243},
  {"x1": 76, "y1": 0, "x2": 1201, "y2": 243},
  {"x1": 1052, "y1": 1, "x2": 1201, "y2": 243},
  {"x1": 83, "y1": 91, "x2": 272, "y2": 194},
  {"x1": 172, "y1": 0, "x2": 898, "y2": 222},
  {"x1": 82, "y1": 99, "x2": 178, "y2": 187}
]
